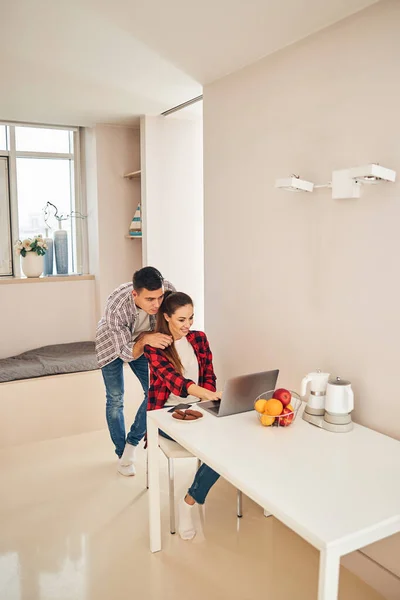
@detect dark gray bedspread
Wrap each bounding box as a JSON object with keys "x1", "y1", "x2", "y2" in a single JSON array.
[{"x1": 0, "y1": 342, "x2": 98, "y2": 383}]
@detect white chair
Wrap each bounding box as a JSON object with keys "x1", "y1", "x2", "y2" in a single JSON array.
[{"x1": 147, "y1": 436, "x2": 243, "y2": 534}]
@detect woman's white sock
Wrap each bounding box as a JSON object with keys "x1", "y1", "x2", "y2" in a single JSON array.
[{"x1": 178, "y1": 498, "x2": 196, "y2": 540}]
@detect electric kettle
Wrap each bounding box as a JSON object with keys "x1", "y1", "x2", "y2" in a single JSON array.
[
  {"x1": 325, "y1": 377, "x2": 354, "y2": 416},
  {"x1": 301, "y1": 370, "x2": 330, "y2": 416},
  {"x1": 302, "y1": 373, "x2": 354, "y2": 433}
]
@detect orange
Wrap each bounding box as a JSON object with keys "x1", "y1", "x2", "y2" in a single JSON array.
[
  {"x1": 254, "y1": 399, "x2": 268, "y2": 414},
  {"x1": 264, "y1": 399, "x2": 284, "y2": 416},
  {"x1": 260, "y1": 414, "x2": 275, "y2": 427}
]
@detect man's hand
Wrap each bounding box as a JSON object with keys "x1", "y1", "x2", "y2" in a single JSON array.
[
  {"x1": 144, "y1": 332, "x2": 173, "y2": 350},
  {"x1": 132, "y1": 332, "x2": 172, "y2": 359}
]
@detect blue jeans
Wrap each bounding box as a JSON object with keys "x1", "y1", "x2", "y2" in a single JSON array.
[
  {"x1": 159, "y1": 431, "x2": 220, "y2": 504},
  {"x1": 102, "y1": 356, "x2": 149, "y2": 458}
]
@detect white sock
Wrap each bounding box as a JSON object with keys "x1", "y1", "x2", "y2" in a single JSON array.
[
  {"x1": 120, "y1": 443, "x2": 136, "y2": 466},
  {"x1": 178, "y1": 498, "x2": 196, "y2": 540},
  {"x1": 117, "y1": 462, "x2": 136, "y2": 477}
]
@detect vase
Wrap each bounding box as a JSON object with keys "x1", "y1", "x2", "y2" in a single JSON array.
[
  {"x1": 43, "y1": 237, "x2": 54, "y2": 275},
  {"x1": 21, "y1": 253, "x2": 44, "y2": 278},
  {"x1": 54, "y1": 227, "x2": 68, "y2": 274}
]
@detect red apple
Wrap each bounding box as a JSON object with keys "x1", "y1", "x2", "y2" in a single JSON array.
[
  {"x1": 272, "y1": 388, "x2": 291, "y2": 407},
  {"x1": 277, "y1": 406, "x2": 294, "y2": 427}
]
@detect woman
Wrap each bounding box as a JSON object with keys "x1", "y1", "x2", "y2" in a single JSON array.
[{"x1": 144, "y1": 291, "x2": 221, "y2": 540}]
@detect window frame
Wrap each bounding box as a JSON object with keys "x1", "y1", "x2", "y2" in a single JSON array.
[
  {"x1": 0, "y1": 157, "x2": 12, "y2": 276},
  {"x1": 0, "y1": 122, "x2": 87, "y2": 277}
]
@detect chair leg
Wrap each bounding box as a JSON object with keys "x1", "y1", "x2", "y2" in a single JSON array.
[
  {"x1": 237, "y1": 490, "x2": 243, "y2": 518},
  {"x1": 168, "y1": 458, "x2": 176, "y2": 534}
]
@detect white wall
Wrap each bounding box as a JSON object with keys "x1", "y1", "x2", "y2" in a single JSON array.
[
  {"x1": 0, "y1": 280, "x2": 96, "y2": 358},
  {"x1": 141, "y1": 115, "x2": 204, "y2": 328},
  {"x1": 203, "y1": 0, "x2": 400, "y2": 591},
  {"x1": 204, "y1": 0, "x2": 400, "y2": 441}
]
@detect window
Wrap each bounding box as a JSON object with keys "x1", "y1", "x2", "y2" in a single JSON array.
[
  {"x1": 0, "y1": 126, "x2": 7, "y2": 151},
  {"x1": 15, "y1": 126, "x2": 71, "y2": 153},
  {"x1": 0, "y1": 123, "x2": 85, "y2": 276}
]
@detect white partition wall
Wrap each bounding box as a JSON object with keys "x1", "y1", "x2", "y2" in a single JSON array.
[{"x1": 140, "y1": 114, "x2": 204, "y2": 329}]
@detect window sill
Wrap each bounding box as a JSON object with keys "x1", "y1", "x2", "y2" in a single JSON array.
[{"x1": 0, "y1": 274, "x2": 95, "y2": 285}]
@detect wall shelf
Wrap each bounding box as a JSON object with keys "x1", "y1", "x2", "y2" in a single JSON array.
[
  {"x1": 124, "y1": 170, "x2": 141, "y2": 179},
  {"x1": 125, "y1": 169, "x2": 142, "y2": 240}
]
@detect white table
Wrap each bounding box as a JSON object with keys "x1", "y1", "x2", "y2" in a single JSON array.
[{"x1": 147, "y1": 406, "x2": 400, "y2": 600}]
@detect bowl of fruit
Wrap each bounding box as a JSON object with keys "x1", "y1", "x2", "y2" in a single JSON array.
[{"x1": 254, "y1": 388, "x2": 301, "y2": 427}]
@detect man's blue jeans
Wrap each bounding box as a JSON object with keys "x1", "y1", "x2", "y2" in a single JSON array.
[{"x1": 102, "y1": 355, "x2": 149, "y2": 458}]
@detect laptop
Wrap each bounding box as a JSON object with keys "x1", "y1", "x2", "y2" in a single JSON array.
[{"x1": 201, "y1": 369, "x2": 279, "y2": 417}]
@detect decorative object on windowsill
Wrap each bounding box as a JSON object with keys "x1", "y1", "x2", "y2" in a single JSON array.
[
  {"x1": 43, "y1": 202, "x2": 87, "y2": 275},
  {"x1": 43, "y1": 228, "x2": 54, "y2": 276},
  {"x1": 14, "y1": 235, "x2": 48, "y2": 278},
  {"x1": 54, "y1": 221, "x2": 69, "y2": 275},
  {"x1": 128, "y1": 202, "x2": 142, "y2": 237}
]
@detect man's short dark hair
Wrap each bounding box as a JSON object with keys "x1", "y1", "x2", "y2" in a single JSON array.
[{"x1": 133, "y1": 266, "x2": 164, "y2": 292}]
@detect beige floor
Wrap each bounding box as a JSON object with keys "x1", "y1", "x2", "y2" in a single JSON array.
[{"x1": 0, "y1": 430, "x2": 385, "y2": 600}]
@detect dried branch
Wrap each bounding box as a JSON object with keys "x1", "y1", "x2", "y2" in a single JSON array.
[{"x1": 43, "y1": 202, "x2": 87, "y2": 229}]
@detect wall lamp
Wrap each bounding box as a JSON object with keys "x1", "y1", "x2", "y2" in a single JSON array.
[
  {"x1": 275, "y1": 176, "x2": 314, "y2": 193},
  {"x1": 331, "y1": 164, "x2": 396, "y2": 199},
  {"x1": 276, "y1": 164, "x2": 396, "y2": 200}
]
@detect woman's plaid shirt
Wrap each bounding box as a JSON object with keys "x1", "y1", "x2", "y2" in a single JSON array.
[{"x1": 144, "y1": 330, "x2": 217, "y2": 411}]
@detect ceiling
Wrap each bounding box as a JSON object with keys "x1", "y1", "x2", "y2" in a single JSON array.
[{"x1": 0, "y1": 0, "x2": 377, "y2": 126}]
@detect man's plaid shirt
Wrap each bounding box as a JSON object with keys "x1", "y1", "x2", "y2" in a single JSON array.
[
  {"x1": 144, "y1": 330, "x2": 217, "y2": 411},
  {"x1": 95, "y1": 280, "x2": 175, "y2": 368}
]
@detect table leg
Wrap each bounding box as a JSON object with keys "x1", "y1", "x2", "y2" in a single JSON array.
[
  {"x1": 148, "y1": 416, "x2": 161, "y2": 553},
  {"x1": 318, "y1": 549, "x2": 340, "y2": 600}
]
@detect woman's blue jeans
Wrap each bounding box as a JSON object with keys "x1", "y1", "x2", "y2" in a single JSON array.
[{"x1": 159, "y1": 431, "x2": 220, "y2": 504}]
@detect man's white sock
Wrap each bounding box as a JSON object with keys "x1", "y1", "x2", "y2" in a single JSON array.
[
  {"x1": 178, "y1": 498, "x2": 196, "y2": 540},
  {"x1": 120, "y1": 443, "x2": 136, "y2": 466},
  {"x1": 117, "y1": 462, "x2": 136, "y2": 477}
]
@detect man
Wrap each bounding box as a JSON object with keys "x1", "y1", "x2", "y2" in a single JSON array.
[{"x1": 96, "y1": 266, "x2": 175, "y2": 476}]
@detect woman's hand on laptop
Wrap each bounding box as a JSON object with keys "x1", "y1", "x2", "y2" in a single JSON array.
[
  {"x1": 187, "y1": 384, "x2": 222, "y2": 402},
  {"x1": 201, "y1": 389, "x2": 223, "y2": 402}
]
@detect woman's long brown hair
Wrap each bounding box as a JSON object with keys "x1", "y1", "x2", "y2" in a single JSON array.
[{"x1": 156, "y1": 291, "x2": 193, "y2": 374}]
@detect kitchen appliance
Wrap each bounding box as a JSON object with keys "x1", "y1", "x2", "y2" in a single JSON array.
[
  {"x1": 302, "y1": 372, "x2": 354, "y2": 433},
  {"x1": 301, "y1": 370, "x2": 330, "y2": 424},
  {"x1": 324, "y1": 377, "x2": 354, "y2": 433}
]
